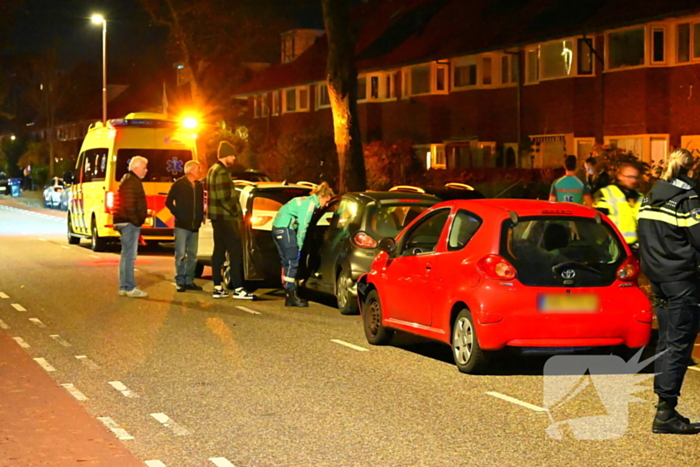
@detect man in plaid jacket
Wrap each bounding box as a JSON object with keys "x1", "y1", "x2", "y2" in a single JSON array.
[{"x1": 206, "y1": 141, "x2": 255, "y2": 299}]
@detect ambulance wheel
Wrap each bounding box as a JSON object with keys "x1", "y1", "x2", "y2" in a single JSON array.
[
  {"x1": 67, "y1": 217, "x2": 80, "y2": 245},
  {"x1": 91, "y1": 220, "x2": 107, "y2": 252},
  {"x1": 451, "y1": 308, "x2": 489, "y2": 374},
  {"x1": 363, "y1": 290, "x2": 393, "y2": 345}
]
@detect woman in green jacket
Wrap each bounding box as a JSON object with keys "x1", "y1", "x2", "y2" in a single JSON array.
[{"x1": 272, "y1": 182, "x2": 334, "y2": 307}]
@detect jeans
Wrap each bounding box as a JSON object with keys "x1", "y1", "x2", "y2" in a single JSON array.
[
  {"x1": 272, "y1": 227, "x2": 299, "y2": 290},
  {"x1": 116, "y1": 223, "x2": 140, "y2": 291},
  {"x1": 211, "y1": 219, "x2": 243, "y2": 288},
  {"x1": 174, "y1": 227, "x2": 199, "y2": 286},
  {"x1": 651, "y1": 279, "x2": 700, "y2": 406}
]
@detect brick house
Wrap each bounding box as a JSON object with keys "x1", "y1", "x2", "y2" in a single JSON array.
[{"x1": 233, "y1": 0, "x2": 700, "y2": 170}]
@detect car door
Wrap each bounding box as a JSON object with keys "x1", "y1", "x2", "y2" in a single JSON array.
[
  {"x1": 302, "y1": 198, "x2": 342, "y2": 292},
  {"x1": 382, "y1": 208, "x2": 451, "y2": 326}
]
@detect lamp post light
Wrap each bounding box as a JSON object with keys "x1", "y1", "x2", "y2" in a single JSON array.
[{"x1": 91, "y1": 14, "x2": 107, "y2": 124}]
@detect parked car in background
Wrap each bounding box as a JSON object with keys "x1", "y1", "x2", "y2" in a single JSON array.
[
  {"x1": 0, "y1": 173, "x2": 8, "y2": 195},
  {"x1": 43, "y1": 177, "x2": 65, "y2": 208},
  {"x1": 230, "y1": 169, "x2": 271, "y2": 182},
  {"x1": 301, "y1": 189, "x2": 440, "y2": 314},
  {"x1": 197, "y1": 181, "x2": 313, "y2": 287},
  {"x1": 358, "y1": 199, "x2": 652, "y2": 374}
]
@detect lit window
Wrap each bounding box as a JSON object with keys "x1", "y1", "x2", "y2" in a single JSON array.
[{"x1": 540, "y1": 40, "x2": 574, "y2": 79}]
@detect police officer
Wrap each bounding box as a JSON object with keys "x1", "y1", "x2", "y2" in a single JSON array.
[
  {"x1": 638, "y1": 148, "x2": 700, "y2": 435},
  {"x1": 595, "y1": 162, "x2": 642, "y2": 248}
]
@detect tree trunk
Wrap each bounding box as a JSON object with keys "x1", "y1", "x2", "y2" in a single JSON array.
[{"x1": 322, "y1": 0, "x2": 366, "y2": 193}]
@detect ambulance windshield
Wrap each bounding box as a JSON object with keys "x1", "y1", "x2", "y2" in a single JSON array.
[{"x1": 116, "y1": 149, "x2": 193, "y2": 182}]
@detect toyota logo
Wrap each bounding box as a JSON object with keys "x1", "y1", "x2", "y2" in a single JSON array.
[{"x1": 561, "y1": 269, "x2": 576, "y2": 279}]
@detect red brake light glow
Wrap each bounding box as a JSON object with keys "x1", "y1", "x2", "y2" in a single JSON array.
[
  {"x1": 617, "y1": 257, "x2": 640, "y2": 282},
  {"x1": 105, "y1": 191, "x2": 115, "y2": 214},
  {"x1": 353, "y1": 232, "x2": 378, "y2": 249},
  {"x1": 477, "y1": 254, "x2": 517, "y2": 280}
]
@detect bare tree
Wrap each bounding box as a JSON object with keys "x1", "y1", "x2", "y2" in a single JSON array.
[{"x1": 322, "y1": 0, "x2": 366, "y2": 193}]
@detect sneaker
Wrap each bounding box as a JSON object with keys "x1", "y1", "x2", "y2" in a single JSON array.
[
  {"x1": 176, "y1": 284, "x2": 187, "y2": 292},
  {"x1": 118, "y1": 290, "x2": 127, "y2": 297},
  {"x1": 125, "y1": 288, "x2": 148, "y2": 298},
  {"x1": 186, "y1": 283, "x2": 203, "y2": 291},
  {"x1": 232, "y1": 287, "x2": 256, "y2": 300},
  {"x1": 213, "y1": 286, "x2": 229, "y2": 299}
]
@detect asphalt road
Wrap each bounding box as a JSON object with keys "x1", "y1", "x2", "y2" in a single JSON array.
[{"x1": 1, "y1": 195, "x2": 700, "y2": 466}]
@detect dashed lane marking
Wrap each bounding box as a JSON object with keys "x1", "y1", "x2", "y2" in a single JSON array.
[
  {"x1": 29, "y1": 318, "x2": 46, "y2": 328},
  {"x1": 109, "y1": 381, "x2": 139, "y2": 398},
  {"x1": 331, "y1": 339, "x2": 369, "y2": 352},
  {"x1": 12, "y1": 337, "x2": 30, "y2": 348},
  {"x1": 34, "y1": 357, "x2": 57, "y2": 372},
  {"x1": 75, "y1": 355, "x2": 100, "y2": 369},
  {"x1": 50, "y1": 334, "x2": 72, "y2": 347},
  {"x1": 150, "y1": 413, "x2": 191, "y2": 436},
  {"x1": 0, "y1": 319, "x2": 8, "y2": 329},
  {"x1": 0, "y1": 292, "x2": 9, "y2": 299},
  {"x1": 11, "y1": 303, "x2": 26, "y2": 312},
  {"x1": 97, "y1": 417, "x2": 134, "y2": 440},
  {"x1": 145, "y1": 461, "x2": 167, "y2": 467},
  {"x1": 688, "y1": 366, "x2": 700, "y2": 372},
  {"x1": 61, "y1": 246, "x2": 70, "y2": 249},
  {"x1": 236, "y1": 306, "x2": 261, "y2": 315},
  {"x1": 486, "y1": 391, "x2": 548, "y2": 412},
  {"x1": 61, "y1": 383, "x2": 88, "y2": 401},
  {"x1": 209, "y1": 459, "x2": 236, "y2": 467}
]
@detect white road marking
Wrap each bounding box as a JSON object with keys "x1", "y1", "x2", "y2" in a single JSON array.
[
  {"x1": 37, "y1": 238, "x2": 46, "y2": 242},
  {"x1": 33, "y1": 357, "x2": 57, "y2": 372},
  {"x1": 75, "y1": 355, "x2": 100, "y2": 369},
  {"x1": 209, "y1": 458, "x2": 236, "y2": 467},
  {"x1": 486, "y1": 391, "x2": 548, "y2": 412},
  {"x1": 0, "y1": 292, "x2": 8, "y2": 299},
  {"x1": 61, "y1": 246, "x2": 70, "y2": 249},
  {"x1": 97, "y1": 417, "x2": 134, "y2": 440},
  {"x1": 145, "y1": 461, "x2": 167, "y2": 467},
  {"x1": 688, "y1": 366, "x2": 700, "y2": 372},
  {"x1": 109, "y1": 381, "x2": 139, "y2": 398},
  {"x1": 50, "y1": 334, "x2": 72, "y2": 347},
  {"x1": 12, "y1": 337, "x2": 30, "y2": 348},
  {"x1": 61, "y1": 383, "x2": 88, "y2": 401},
  {"x1": 89, "y1": 254, "x2": 99, "y2": 258},
  {"x1": 29, "y1": 318, "x2": 46, "y2": 328},
  {"x1": 236, "y1": 306, "x2": 261, "y2": 315},
  {"x1": 0, "y1": 319, "x2": 8, "y2": 329},
  {"x1": 11, "y1": 303, "x2": 26, "y2": 312},
  {"x1": 331, "y1": 339, "x2": 369, "y2": 352},
  {"x1": 150, "y1": 413, "x2": 190, "y2": 436}
]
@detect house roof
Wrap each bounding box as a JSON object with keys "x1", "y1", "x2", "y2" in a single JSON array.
[{"x1": 233, "y1": 0, "x2": 700, "y2": 96}]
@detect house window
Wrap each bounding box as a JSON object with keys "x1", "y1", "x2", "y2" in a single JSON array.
[
  {"x1": 317, "y1": 83, "x2": 330, "y2": 109},
  {"x1": 282, "y1": 86, "x2": 310, "y2": 113},
  {"x1": 677, "y1": 23, "x2": 690, "y2": 63},
  {"x1": 285, "y1": 88, "x2": 296, "y2": 112},
  {"x1": 453, "y1": 56, "x2": 477, "y2": 88},
  {"x1": 272, "y1": 91, "x2": 281, "y2": 116},
  {"x1": 415, "y1": 144, "x2": 446, "y2": 169},
  {"x1": 541, "y1": 39, "x2": 574, "y2": 79},
  {"x1": 694, "y1": 23, "x2": 700, "y2": 59},
  {"x1": 501, "y1": 56, "x2": 510, "y2": 84},
  {"x1": 608, "y1": 28, "x2": 645, "y2": 69},
  {"x1": 411, "y1": 65, "x2": 431, "y2": 95},
  {"x1": 386, "y1": 74, "x2": 395, "y2": 98},
  {"x1": 481, "y1": 57, "x2": 492, "y2": 85},
  {"x1": 403, "y1": 64, "x2": 448, "y2": 96},
  {"x1": 365, "y1": 72, "x2": 395, "y2": 100},
  {"x1": 526, "y1": 48, "x2": 539, "y2": 83},
  {"x1": 357, "y1": 76, "x2": 367, "y2": 101},
  {"x1": 299, "y1": 88, "x2": 309, "y2": 110},
  {"x1": 651, "y1": 26, "x2": 666, "y2": 64},
  {"x1": 370, "y1": 76, "x2": 379, "y2": 99},
  {"x1": 578, "y1": 39, "x2": 593, "y2": 74}
]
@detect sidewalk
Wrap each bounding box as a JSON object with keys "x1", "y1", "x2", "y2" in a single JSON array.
[{"x1": 3, "y1": 189, "x2": 46, "y2": 209}]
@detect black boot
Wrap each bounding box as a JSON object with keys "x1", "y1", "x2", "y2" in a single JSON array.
[
  {"x1": 285, "y1": 289, "x2": 308, "y2": 307},
  {"x1": 652, "y1": 400, "x2": 700, "y2": 434}
]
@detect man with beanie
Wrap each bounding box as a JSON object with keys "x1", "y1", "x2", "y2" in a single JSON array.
[{"x1": 206, "y1": 141, "x2": 255, "y2": 299}]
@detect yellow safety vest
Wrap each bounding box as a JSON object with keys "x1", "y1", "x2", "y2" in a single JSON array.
[{"x1": 595, "y1": 185, "x2": 642, "y2": 244}]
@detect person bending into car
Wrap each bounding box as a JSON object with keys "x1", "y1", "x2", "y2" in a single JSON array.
[
  {"x1": 114, "y1": 156, "x2": 149, "y2": 298},
  {"x1": 206, "y1": 141, "x2": 256, "y2": 300},
  {"x1": 166, "y1": 160, "x2": 204, "y2": 293},
  {"x1": 272, "y1": 182, "x2": 334, "y2": 307},
  {"x1": 638, "y1": 148, "x2": 700, "y2": 435}
]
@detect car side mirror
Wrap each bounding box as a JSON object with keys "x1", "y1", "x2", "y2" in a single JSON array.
[{"x1": 377, "y1": 237, "x2": 396, "y2": 254}]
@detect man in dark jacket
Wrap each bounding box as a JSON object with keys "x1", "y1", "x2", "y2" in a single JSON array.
[
  {"x1": 638, "y1": 148, "x2": 700, "y2": 435},
  {"x1": 206, "y1": 141, "x2": 255, "y2": 300},
  {"x1": 166, "y1": 160, "x2": 204, "y2": 292},
  {"x1": 114, "y1": 156, "x2": 149, "y2": 298}
]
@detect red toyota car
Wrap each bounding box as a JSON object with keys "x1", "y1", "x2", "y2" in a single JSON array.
[{"x1": 357, "y1": 199, "x2": 652, "y2": 374}]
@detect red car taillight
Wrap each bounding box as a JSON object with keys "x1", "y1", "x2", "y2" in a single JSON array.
[
  {"x1": 477, "y1": 254, "x2": 517, "y2": 280},
  {"x1": 617, "y1": 256, "x2": 640, "y2": 282},
  {"x1": 105, "y1": 191, "x2": 116, "y2": 214},
  {"x1": 353, "y1": 231, "x2": 377, "y2": 249}
]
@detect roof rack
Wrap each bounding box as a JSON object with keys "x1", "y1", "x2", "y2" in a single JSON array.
[
  {"x1": 445, "y1": 182, "x2": 475, "y2": 191},
  {"x1": 388, "y1": 185, "x2": 425, "y2": 193}
]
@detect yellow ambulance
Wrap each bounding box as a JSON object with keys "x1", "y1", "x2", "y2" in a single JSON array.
[{"x1": 66, "y1": 112, "x2": 199, "y2": 251}]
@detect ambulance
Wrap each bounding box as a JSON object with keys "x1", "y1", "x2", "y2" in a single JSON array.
[{"x1": 66, "y1": 112, "x2": 199, "y2": 251}]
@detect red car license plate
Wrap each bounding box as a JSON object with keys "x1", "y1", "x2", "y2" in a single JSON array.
[{"x1": 538, "y1": 293, "x2": 599, "y2": 313}]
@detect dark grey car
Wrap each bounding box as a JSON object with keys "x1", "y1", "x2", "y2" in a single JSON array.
[{"x1": 301, "y1": 191, "x2": 440, "y2": 314}]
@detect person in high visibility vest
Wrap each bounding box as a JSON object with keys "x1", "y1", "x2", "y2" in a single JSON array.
[{"x1": 594, "y1": 162, "x2": 643, "y2": 247}]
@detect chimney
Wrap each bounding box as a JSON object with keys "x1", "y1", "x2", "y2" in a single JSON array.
[{"x1": 281, "y1": 29, "x2": 325, "y2": 64}]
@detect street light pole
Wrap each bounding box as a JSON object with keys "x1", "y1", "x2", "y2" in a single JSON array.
[{"x1": 91, "y1": 14, "x2": 107, "y2": 124}]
